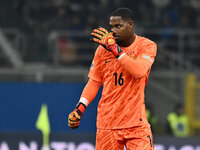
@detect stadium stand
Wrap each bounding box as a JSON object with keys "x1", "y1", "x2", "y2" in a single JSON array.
[{"x1": 0, "y1": 0, "x2": 199, "y2": 74}]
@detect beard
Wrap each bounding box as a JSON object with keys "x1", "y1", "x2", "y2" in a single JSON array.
[{"x1": 115, "y1": 38, "x2": 123, "y2": 46}]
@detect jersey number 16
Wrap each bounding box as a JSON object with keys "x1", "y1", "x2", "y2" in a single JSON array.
[{"x1": 113, "y1": 73, "x2": 124, "y2": 86}]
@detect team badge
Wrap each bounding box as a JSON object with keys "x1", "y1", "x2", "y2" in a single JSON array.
[
  {"x1": 128, "y1": 51, "x2": 137, "y2": 60},
  {"x1": 132, "y1": 56, "x2": 137, "y2": 60}
]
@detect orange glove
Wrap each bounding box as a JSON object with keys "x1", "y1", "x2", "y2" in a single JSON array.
[
  {"x1": 91, "y1": 27, "x2": 124, "y2": 58},
  {"x1": 68, "y1": 102, "x2": 86, "y2": 129}
]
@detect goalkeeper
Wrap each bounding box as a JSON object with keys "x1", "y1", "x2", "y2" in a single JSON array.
[{"x1": 68, "y1": 7, "x2": 157, "y2": 150}]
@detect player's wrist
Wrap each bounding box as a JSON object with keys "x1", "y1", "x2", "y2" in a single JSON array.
[
  {"x1": 117, "y1": 52, "x2": 125, "y2": 60},
  {"x1": 111, "y1": 45, "x2": 124, "y2": 59},
  {"x1": 75, "y1": 102, "x2": 87, "y2": 114},
  {"x1": 79, "y1": 97, "x2": 90, "y2": 107}
]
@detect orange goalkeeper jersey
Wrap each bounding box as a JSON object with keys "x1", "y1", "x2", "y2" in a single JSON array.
[{"x1": 88, "y1": 34, "x2": 157, "y2": 129}]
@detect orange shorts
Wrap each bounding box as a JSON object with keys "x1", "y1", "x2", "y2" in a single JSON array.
[{"x1": 95, "y1": 125, "x2": 154, "y2": 150}]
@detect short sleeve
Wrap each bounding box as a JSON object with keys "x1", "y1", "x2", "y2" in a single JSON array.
[{"x1": 88, "y1": 46, "x2": 103, "y2": 83}]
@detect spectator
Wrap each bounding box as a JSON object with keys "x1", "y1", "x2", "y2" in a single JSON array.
[{"x1": 166, "y1": 103, "x2": 189, "y2": 137}]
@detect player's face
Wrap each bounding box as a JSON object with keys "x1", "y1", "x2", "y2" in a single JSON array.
[{"x1": 109, "y1": 16, "x2": 133, "y2": 46}]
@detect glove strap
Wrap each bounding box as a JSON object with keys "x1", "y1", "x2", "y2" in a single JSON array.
[
  {"x1": 76, "y1": 102, "x2": 86, "y2": 113},
  {"x1": 111, "y1": 45, "x2": 125, "y2": 59},
  {"x1": 116, "y1": 46, "x2": 124, "y2": 59}
]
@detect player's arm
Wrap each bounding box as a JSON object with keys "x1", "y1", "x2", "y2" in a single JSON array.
[
  {"x1": 68, "y1": 44, "x2": 102, "y2": 129},
  {"x1": 68, "y1": 78, "x2": 101, "y2": 129},
  {"x1": 118, "y1": 43, "x2": 157, "y2": 78}
]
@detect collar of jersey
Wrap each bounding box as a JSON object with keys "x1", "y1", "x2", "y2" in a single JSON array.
[{"x1": 120, "y1": 34, "x2": 138, "y2": 52}]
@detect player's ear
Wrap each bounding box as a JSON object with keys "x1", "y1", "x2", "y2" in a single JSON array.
[
  {"x1": 129, "y1": 20, "x2": 134, "y2": 27},
  {"x1": 128, "y1": 20, "x2": 134, "y2": 30}
]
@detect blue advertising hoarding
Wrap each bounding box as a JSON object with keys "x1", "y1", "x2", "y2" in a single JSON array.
[{"x1": 0, "y1": 82, "x2": 101, "y2": 133}]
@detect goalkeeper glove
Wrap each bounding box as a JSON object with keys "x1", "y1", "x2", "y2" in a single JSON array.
[
  {"x1": 68, "y1": 102, "x2": 86, "y2": 129},
  {"x1": 91, "y1": 27, "x2": 124, "y2": 59}
]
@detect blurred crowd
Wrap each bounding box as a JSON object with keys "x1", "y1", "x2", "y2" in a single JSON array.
[
  {"x1": 0, "y1": 0, "x2": 200, "y2": 66},
  {"x1": 5, "y1": 0, "x2": 200, "y2": 32}
]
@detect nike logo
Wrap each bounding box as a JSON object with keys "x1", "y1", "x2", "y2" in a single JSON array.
[{"x1": 105, "y1": 60, "x2": 112, "y2": 63}]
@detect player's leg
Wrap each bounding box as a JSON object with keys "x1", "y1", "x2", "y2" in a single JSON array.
[
  {"x1": 95, "y1": 128, "x2": 124, "y2": 150},
  {"x1": 124, "y1": 126, "x2": 154, "y2": 150}
]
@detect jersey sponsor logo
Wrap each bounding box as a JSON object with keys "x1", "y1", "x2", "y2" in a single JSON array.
[{"x1": 143, "y1": 54, "x2": 152, "y2": 63}]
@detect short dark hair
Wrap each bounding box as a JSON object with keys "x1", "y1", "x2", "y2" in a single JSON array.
[{"x1": 111, "y1": 8, "x2": 134, "y2": 21}]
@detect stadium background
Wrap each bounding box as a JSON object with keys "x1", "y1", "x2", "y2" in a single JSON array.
[{"x1": 0, "y1": 0, "x2": 200, "y2": 149}]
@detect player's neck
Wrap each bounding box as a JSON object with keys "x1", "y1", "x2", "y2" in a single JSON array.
[{"x1": 121, "y1": 34, "x2": 135, "y2": 47}]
